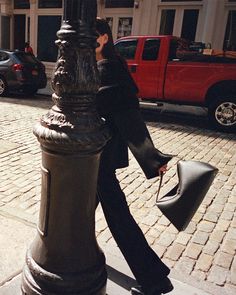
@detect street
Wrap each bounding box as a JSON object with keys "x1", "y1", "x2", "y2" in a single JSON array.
[{"x1": 0, "y1": 94, "x2": 235, "y2": 295}]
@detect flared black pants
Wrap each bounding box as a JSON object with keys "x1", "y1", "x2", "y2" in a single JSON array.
[{"x1": 97, "y1": 167, "x2": 170, "y2": 290}]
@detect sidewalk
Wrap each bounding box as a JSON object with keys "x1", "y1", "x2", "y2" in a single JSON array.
[
  {"x1": 0, "y1": 213, "x2": 213, "y2": 295},
  {"x1": 0, "y1": 96, "x2": 235, "y2": 295}
]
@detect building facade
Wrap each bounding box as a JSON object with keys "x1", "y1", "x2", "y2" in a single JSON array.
[{"x1": 0, "y1": 0, "x2": 235, "y2": 72}]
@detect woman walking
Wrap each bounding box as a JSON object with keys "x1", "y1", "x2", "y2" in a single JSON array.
[{"x1": 95, "y1": 18, "x2": 174, "y2": 295}]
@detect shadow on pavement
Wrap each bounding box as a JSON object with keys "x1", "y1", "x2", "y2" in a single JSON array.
[
  {"x1": 142, "y1": 109, "x2": 236, "y2": 139},
  {"x1": 107, "y1": 264, "x2": 136, "y2": 291},
  {"x1": 142, "y1": 108, "x2": 207, "y2": 128}
]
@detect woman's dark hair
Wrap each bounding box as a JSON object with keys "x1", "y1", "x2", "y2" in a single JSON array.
[
  {"x1": 95, "y1": 18, "x2": 139, "y2": 94},
  {"x1": 95, "y1": 18, "x2": 117, "y2": 59}
]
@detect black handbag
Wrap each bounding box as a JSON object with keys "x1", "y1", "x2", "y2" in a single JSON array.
[{"x1": 155, "y1": 160, "x2": 218, "y2": 231}]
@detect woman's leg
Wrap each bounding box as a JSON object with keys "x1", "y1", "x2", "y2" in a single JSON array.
[{"x1": 97, "y1": 168, "x2": 170, "y2": 290}]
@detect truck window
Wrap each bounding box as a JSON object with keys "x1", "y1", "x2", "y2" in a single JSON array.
[
  {"x1": 169, "y1": 38, "x2": 190, "y2": 60},
  {"x1": 115, "y1": 39, "x2": 138, "y2": 60},
  {"x1": 169, "y1": 40, "x2": 178, "y2": 60},
  {"x1": 142, "y1": 39, "x2": 160, "y2": 61}
]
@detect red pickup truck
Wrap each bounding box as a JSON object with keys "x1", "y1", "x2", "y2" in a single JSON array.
[{"x1": 114, "y1": 35, "x2": 236, "y2": 132}]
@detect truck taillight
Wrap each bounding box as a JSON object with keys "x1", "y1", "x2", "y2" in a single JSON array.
[{"x1": 12, "y1": 63, "x2": 24, "y2": 71}]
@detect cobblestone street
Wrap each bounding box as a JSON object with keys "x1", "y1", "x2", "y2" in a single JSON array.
[{"x1": 0, "y1": 96, "x2": 235, "y2": 295}]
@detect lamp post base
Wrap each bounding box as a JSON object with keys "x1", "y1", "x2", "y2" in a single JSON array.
[
  {"x1": 21, "y1": 252, "x2": 107, "y2": 295},
  {"x1": 20, "y1": 1, "x2": 110, "y2": 294}
]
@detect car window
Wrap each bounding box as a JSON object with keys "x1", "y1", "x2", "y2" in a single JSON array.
[
  {"x1": 14, "y1": 52, "x2": 38, "y2": 64},
  {"x1": 0, "y1": 52, "x2": 9, "y2": 62},
  {"x1": 115, "y1": 39, "x2": 138, "y2": 60},
  {"x1": 142, "y1": 39, "x2": 160, "y2": 61}
]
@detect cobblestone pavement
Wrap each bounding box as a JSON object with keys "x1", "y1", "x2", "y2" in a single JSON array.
[{"x1": 0, "y1": 96, "x2": 235, "y2": 295}]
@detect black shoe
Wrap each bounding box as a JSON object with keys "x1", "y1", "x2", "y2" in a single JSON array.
[{"x1": 130, "y1": 277, "x2": 173, "y2": 295}]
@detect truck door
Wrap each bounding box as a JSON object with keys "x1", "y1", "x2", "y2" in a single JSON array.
[
  {"x1": 114, "y1": 38, "x2": 139, "y2": 84},
  {"x1": 135, "y1": 38, "x2": 162, "y2": 100}
]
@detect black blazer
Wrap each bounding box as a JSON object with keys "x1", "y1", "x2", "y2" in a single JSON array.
[{"x1": 96, "y1": 58, "x2": 170, "y2": 179}]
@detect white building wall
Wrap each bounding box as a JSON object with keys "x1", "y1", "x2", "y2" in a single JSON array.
[
  {"x1": 131, "y1": 0, "x2": 236, "y2": 50},
  {"x1": 29, "y1": 0, "x2": 37, "y2": 55},
  {"x1": 0, "y1": 0, "x2": 234, "y2": 67},
  {"x1": 200, "y1": 0, "x2": 225, "y2": 49}
]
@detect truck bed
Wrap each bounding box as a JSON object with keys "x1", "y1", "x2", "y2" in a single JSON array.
[{"x1": 175, "y1": 52, "x2": 236, "y2": 63}]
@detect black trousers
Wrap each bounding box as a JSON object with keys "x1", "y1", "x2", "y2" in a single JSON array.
[{"x1": 97, "y1": 167, "x2": 170, "y2": 289}]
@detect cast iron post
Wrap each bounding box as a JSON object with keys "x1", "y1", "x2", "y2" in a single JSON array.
[{"x1": 21, "y1": 0, "x2": 110, "y2": 294}]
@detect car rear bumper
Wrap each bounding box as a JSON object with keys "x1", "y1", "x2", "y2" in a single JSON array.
[{"x1": 8, "y1": 73, "x2": 47, "y2": 90}]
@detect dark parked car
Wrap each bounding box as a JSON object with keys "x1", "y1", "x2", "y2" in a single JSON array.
[{"x1": 0, "y1": 49, "x2": 47, "y2": 96}]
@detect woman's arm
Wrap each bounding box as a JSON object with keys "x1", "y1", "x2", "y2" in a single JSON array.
[
  {"x1": 96, "y1": 59, "x2": 172, "y2": 178},
  {"x1": 112, "y1": 108, "x2": 172, "y2": 179}
]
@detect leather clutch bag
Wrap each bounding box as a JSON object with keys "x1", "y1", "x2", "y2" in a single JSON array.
[{"x1": 156, "y1": 160, "x2": 218, "y2": 231}]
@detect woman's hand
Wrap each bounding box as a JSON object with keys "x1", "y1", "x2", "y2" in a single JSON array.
[{"x1": 159, "y1": 164, "x2": 167, "y2": 175}]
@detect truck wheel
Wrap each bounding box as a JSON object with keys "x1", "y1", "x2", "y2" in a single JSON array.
[
  {"x1": 208, "y1": 96, "x2": 236, "y2": 132},
  {"x1": 0, "y1": 77, "x2": 8, "y2": 96}
]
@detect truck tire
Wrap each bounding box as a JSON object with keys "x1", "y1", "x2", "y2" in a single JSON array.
[
  {"x1": 208, "y1": 96, "x2": 236, "y2": 132},
  {"x1": 0, "y1": 77, "x2": 8, "y2": 96}
]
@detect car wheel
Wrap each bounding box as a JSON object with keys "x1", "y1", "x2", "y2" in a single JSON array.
[
  {"x1": 0, "y1": 77, "x2": 8, "y2": 96},
  {"x1": 208, "y1": 96, "x2": 236, "y2": 132}
]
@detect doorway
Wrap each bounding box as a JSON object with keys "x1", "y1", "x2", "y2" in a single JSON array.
[
  {"x1": 157, "y1": 6, "x2": 201, "y2": 41},
  {"x1": 14, "y1": 14, "x2": 26, "y2": 51},
  {"x1": 224, "y1": 10, "x2": 236, "y2": 50}
]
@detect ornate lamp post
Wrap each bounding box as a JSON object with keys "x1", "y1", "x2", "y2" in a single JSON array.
[{"x1": 21, "y1": 0, "x2": 110, "y2": 294}]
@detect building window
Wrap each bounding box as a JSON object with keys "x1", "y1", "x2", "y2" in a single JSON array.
[
  {"x1": 14, "y1": 0, "x2": 30, "y2": 9},
  {"x1": 142, "y1": 39, "x2": 161, "y2": 61},
  {"x1": 115, "y1": 39, "x2": 138, "y2": 60},
  {"x1": 106, "y1": 17, "x2": 113, "y2": 31},
  {"x1": 117, "y1": 17, "x2": 133, "y2": 39},
  {"x1": 38, "y1": 0, "x2": 62, "y2": 8},
  {"x1": 37, "y1": 16, "x2": 61, "y2": 62},
  {"x1": 224, "y1": 10, "x2": 236, "y2": 51},
  {"x1": 181, "y1": 9, "x2": 199, "y2": 41},
  {"x1": 159, "y1": 10, "x2": 175, "y2": 35},
  {"x1": 105, "y1": 0, "x2": 134, "y2": 8}
]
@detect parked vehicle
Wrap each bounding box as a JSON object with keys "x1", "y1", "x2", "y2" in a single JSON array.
[
  {"x1": 115, "y1": 35, "x2": 236, "y2": 132},
  {"x1": 0, "y1": 49, "x2": 47, "y2": 96}
]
